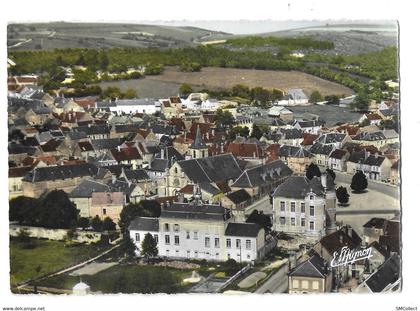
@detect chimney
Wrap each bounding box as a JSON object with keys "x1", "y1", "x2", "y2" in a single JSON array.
[
  {"x1": 112, "y1": 174, "x2": 116, "y2": 184},
  {"x1": 321, "y1": 173, "x2": 327, "y2": 190},
  {"x1": 339, "y1": 234, "x2": 344, "y2": 244},
  {"x1": 161, "y1": 148, "x2": 165, "y2": 159},
  {"x1": 117, "y1": 145, "x2": 121, "y2": 152}
]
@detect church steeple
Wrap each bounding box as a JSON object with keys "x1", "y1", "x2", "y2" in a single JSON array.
[{"x1": 189, "y1": 125, "x2": 208, "y2": 159}]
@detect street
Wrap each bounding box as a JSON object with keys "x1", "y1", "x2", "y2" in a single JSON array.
[{"x1": 254, "y1": 264, "x2": 289, "y2": 294}]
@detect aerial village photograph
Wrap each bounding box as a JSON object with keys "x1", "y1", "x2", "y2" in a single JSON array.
[{"x1": 3, "y1": 0, "x2": 418, "y2": 310}]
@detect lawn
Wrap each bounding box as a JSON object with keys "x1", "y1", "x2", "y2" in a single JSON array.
[
  {"x1": 36, "y1": 264, "x2": 193, "y2": 294},
  {"x1": 9, "y1": 238, "x2": 106, "y2": 286}
]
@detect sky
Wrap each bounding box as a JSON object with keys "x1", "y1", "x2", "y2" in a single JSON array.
[{"x1": 141, "y1": 20, "x2": 397, "y2": 35}]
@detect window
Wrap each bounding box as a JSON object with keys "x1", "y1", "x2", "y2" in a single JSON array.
[
  {"x1": 164, "y1": 223, "x2": 169, "y2": 232},
  {"x1": 174, "y1": 167, "x2": 178, "y2": 174},
  {"x1": 205, "y1": 237, "x2": 210, "y2": 248},
  {"x1": 226, "y1": 238, "x2": 231, "y2": 248},
  {"x1": 153, "y1": 234, "x2": 158, "y2": 243},
  {"x1": 165, "y1": 235, "x2": 170, "y2": 245},
  {"x1": 135, "y1": 233, "x2": 140, "y2": 242},
  {"x1": 174, "y1": 235, "x2": 179, "y2": 246},
  {"x1": 215, "y1": 237, "x2": 220, "y2": 248},
  {"x1": 102, "y1": 208, "x2": 106, "y2": 215},
  {"x1": 187, "y1": 250, "x2": 190, "y2": 258},
  {"x1": 186, "y1": 231, "x2": 190, "y2": 239},
  {"x1": 310, "y1": 206, "x2": 315, "y2": 216},
  {"x1": 236, "y1": 239, "x2": 241, "y2": 249},
  {"x1": 166, "y1": 250, "x2": 169, "y2": 256},
  {"x1": 175, "y1": 250, "x2": 179, "y2": 256},
  {"x1": 312, "y1": 281, "x2": 319, "y2": 290},
  {"x1": 301, "y1": 202, "x2": 305, "y2": 213},
  {"x1": 194, "y1": 251, "x2": 198, "y2": 258},
  {"x1": 280, "y1": 201, "x2": 285, "y2": 211},
  {"x1": 292, "y1": 280, "x2": 299, "y2": 289},
  {"x1": 291, "y1": 202, "x2": 296, "y2": 212},
  {"x1": 173, "y1": 224, "x2": 180, "y2": 232},
  {"x1": 302, "y1": 280, "x2": 309, "y2": 290},
  {"x1": 309, "y1": 195, "x2": 314, "y2": 200},
  {"x1": 246, "y1": 240, "x2": 251, "y2": 250},
  {"x1": 193, "y1": 231, "x2": 198, "y2": 240},
  {"x1": 247, "y1": 254, "x2": 251, "y2": 259},
  {"x1": 301, "y1": 218, "x2": 305, "y2": 227},
  {"x1": 310, "y1": 221, "x2": 315, "y2": 230},
  {"x1": 280, "y1": 217, "x2": 286, "y2": 225},
  {"x1": 291, "y1": 217, "x2": 296, "y2": 226}
]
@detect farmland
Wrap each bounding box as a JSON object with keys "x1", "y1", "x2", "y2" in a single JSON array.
[{"x1": 101, "y1": 66, "x2": 353, "y2": 98}]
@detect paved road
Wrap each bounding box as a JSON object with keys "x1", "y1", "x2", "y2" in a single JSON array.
[
  {"x1": 335, "y1": 171, "x2": 399, "y2": 198},
  {"x1": 254, "y1": 264, "x2": 289, "y2": 294}
]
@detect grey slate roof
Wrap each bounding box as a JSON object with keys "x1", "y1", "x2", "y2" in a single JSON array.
[
  {"x1": 91, "y1": 138, "x2": 122, "y2": 151},
  {"x1": 75, "y1": 124, "x2": 110, "y2": 136},
  {"x1": 353, "y1": 131, "x2": 386, "y2": 141},
  {"x1": 272, "y1": 175, "x2": 332, "y2": 198},
  {"x1": 128, "y1": 217, "x2": 160, "y2": 232},
  {"x1": 178, "y1": 154, "x2": 242, "y2": 184},
  {"x1": 122, "y1": 168, "x2": 151, "y2": 182},
  {"x1": 365, "y1": 254, "x2": 400, "y2": 292},
  {"x1": 309, "y1": 143, "x2": 334, "y2": 156},
  {"x1": 288, "y1": 253, "x2": 328, "y2": 278},
  {"x1": 160, "y1": 202, "x2": 231, "y2": 222},
  {"x1": 22, "y1": 163, "x2": 99, "y2": 182},
  {"x1": 225, "y1": 223, "x2": 262, "y2": 237},
  {"x1": 231, "y1": 159, "x2": 292, "y2": 188},
  {"x1": 364, "y1": 155, "x2": 386, "y2": 167},
  {"x1": 69, "y1": 179, "x2": 110, "y2": 198},
  {"x1": 316, "y1": 133, "x2": 347, "y2": 144},
  {"x1": 226, "y1": 189, "x2": 252, "y2": 204},
  {"x1": 279, "y1": 145, "x2": 312, "y2": 158}
]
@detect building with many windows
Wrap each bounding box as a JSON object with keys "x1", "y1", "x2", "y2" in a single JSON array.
[
  {"x1": 129, "y1": 195, "x2": 268, "y2": 262},
  {"x1": 272, "y1": 173, "x2": 337, "y2": 241}
]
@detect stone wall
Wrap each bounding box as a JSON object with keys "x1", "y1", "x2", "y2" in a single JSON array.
[{"x1": 9, "y1": 224, "x2": 102, "y2": 244}]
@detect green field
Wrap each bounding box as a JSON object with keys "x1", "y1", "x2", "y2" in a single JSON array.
[
  {"x1": 36, "y1": 264, "x2": 193, "y2": 294},
  {"x1": 9, "y1": 238, "x2": 106, "y2": 285}
]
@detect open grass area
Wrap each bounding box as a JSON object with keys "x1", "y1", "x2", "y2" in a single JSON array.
[
  {"x1": 9, "y1": 238, "x2": 106, "y2": 286},
  {"x1": 36, "y1": 264, "x2": 193, "y2": 294}
]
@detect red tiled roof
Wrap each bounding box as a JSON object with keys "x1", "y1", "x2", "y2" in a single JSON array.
[
  {"x1": 78, "y1": 141, "x2": 94, "y2": 152},
  {"x1": 9, "y1": 166, "x2": 33, "y2": 178},
  {"x1": 301, "y1": 133, "x2": 319, "y2": 146},
  {"x1": 40, "y1": 139, "x2": 61, "y2": 153},
  {"x1": 179, "y1": 184, "x2": 194, "y2": 194},
  {"x1": 329, "y1": 149, "x2": 348, "y2": 159},
  {"x1": 366, "y1": 113, "x2": 383, "y2": 121},
  {"x1": 226, "y1": 142, "x2": 263, "y2": 158},
  {"x1": 111, "y1": 147, "x2": 142, "y2": 162}
]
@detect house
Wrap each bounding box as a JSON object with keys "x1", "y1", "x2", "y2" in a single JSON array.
[
  {"x1": 309, "y1": 143, "x2": 334, "y2": 167},
  {"x1": 109, "y1": 146, "x2": 143, "y2": 169},
  {"x1": 109, "y1": 98, "x2": 160, "y2": 115},
  {"x1": 313, "y1": 226, "x2": 363, "y2": 288},
  {"x1": 355, "y1": 254, "x2": 401, "y2": 293},
  {"x1": 187, "y1": 126, "x2": 209, "y2": 159},
  {"x1": 390, "y1": 160, "x2": 399, "y2": 185},
  {"x1": 129, "y1": 197, "x2": 267, "y2": 262},
  {"x1": 230, "y1": 159, "x2": 293, "y2": 198},
  {"x1": 21, "y1": 163, "x2": 100, "y2": 198},
  {"x1": 278, "y1": 145, "x2": 312, "y2": 174},
  {"x1": 268, "y1": 106, "x2": 294, "y2": 122},
  {"x1": 363, "y1": 217, "x2": 400, "y2": 255},
  {"x1": 159, "y1": 153, "x2": 242, "y2": 197},
  {"x1": 91, "y1": 191, "x2": 125, "y2": 225},
  {"x1": 362, "y1": 154, "x2": 392, "y2": 181},
  {"x1": 275, "y1": 89, "x2": 309, "y2": 106},
  {"x1": 288, "y1": 252, "x2": 332, "y2": 293},
  {"x1": 69, "y1": 179, "x2": 112, "y2": 218},
  {"x1": 352, "y1": 131, "x2": 387, "y2": 148},
  {"x1": 272, "y1": 174, "x2": 337, "y2": 240},
  {"x1": 129, "y1": 217, "x2": 160, "y2": 256},
  {"x1": 359, "y1": 113, "x2": 383, "y2": 126},
  {"x1": 314, "y1": 133, "x2": 350, "y2": 149},
  {"x1": 328, "y1": 149, "x2": 349, "y2": 172},
  {"x1": 226, "y1": 142, "x2": 264, "y2": 161},
  {"x1": 9, "y1": 166, "x2": 33, "y2": 198},
  {"x1": 293, "y1": 119, "x2": 324, "y2": 134},
  {"x1": 262, "y1": 128, "x2": 303, "y2": 146},
  {"x1": 220, "y1": 189, "x2": 252, "y2": 220},
  {"x1": 75, "y1": 124, "x2": 110, "y2": 140}
]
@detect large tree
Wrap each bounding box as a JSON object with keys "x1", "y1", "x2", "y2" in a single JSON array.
[
  {"x1": 336, "y1": 186, "x2": 350, "y2": 205},
  {"x1": 326, "y1": 168, "x2": 336, "y2": 181},
  {"x1": 119, "y1": 201, "x2": 161, "y2": 233},
  {"x1": 215, "y1": 109, "x2": 234, "y2": 128},
  {"x1": 38, "y1": 190, "x2": 79, "y2": 229},
  {"x1": 119, "y1": 233, "x2": 137, "y2": 259},
  {"x1": 9, "y1": 196, "x2": 39, "y2": 225},
  {"x1": 246, "y1": 210, "x2": 272, "y2": 233},
  {"x1": 306, "y1": 163, "x2": 322, "y2": 180},
  {"x1": 102, "y1": 217, "x2": 116, "y2": 231},
  {"x1": 350, "y1": 171, "x2": 368, "y2": 193},
  {"x1": 91, "y1": 215, "x2": 103, "y2": 232},
  {"x1": 309, "y1": 90, "x2": 323, "y2": 103},
  {"x1": 141, "y1": 233, "x2": 158, "y2": 260}
]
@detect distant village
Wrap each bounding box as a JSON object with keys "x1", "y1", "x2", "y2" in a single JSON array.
[{"x1": 8, "y1": 67, "x2": 400, "y2": 294}]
